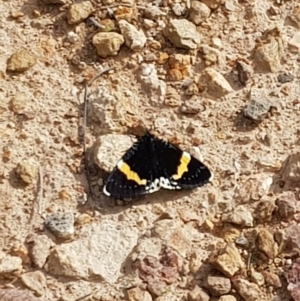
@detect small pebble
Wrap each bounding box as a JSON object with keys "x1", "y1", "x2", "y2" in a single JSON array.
[
  {"x1": 277, "y1": 73, "x2": 294, "y2": 84},
  {"x1": 235, "y1": 235, "x2": 249, "y2": 247},
  {"x1": 21, "y1": 271, "x2": 46, "y2": 296},
  {"x1": 189, "y1": 1, "x2": 211, "y2": 25},
  {"x1": 67, "y1": 31, "x2": 79, "y2": 43},
  {"x1": 66, "y1": 1, "x2": 94, "y2": 25},
  {"x1": 77, "y1": 193, "x2": 88, "y2": 205},
  {"x1": 211, "y1": 37, "x2": 222, "y2": 49},
  {"x1": 243, "y1": 90, "x2": 271, "y2": 122},
  {"x1": 172, "y1": 3, "x2": 186, "y2": 16},
  {"x1": 10, "y1": 93, "x2": 28, "y2": 113},
  {"x1": 6, "y1": 49, "x2": 37, "y2": 72},
  {"x1": 224, "y1": 0, "x2": 235, "y2": 11},
  {"x1": 15, "y1": 160, "x2": 38, "y2": 184},
  {"x1": 44, "y1": 212, "x2": 75, "y2": 239}
]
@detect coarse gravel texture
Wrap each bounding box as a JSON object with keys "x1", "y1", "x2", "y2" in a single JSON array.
[{"x1": 0, "y1": 0, "x2": 300, "y2": 301}]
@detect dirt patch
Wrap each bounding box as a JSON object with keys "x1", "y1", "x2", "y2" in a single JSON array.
[{"x1": 0, "y1": 0, "x2": 299, "y2": 300}]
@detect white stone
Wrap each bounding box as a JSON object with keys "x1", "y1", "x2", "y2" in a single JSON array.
[
  {"x1": 93, "y1": 134, "x2": 136, "y2": 172},
  {"x1": 143, "y1": 18, "x2": 156, "y2": 29},
  {"x1": 189, "y1": 1, "x2": 211, "y2": 25},
  {"x1": 119, "y1": 20, "x2": 147, "y2": 51},
  {"x1": 67, "y1": 31, "x2": 79, "y2": 43},
  {"x1": 172, "y1": 3, "x2": 186, "y2": 16},
  {"x1": 163, "y1": 19, "x2": 201, "y2": 49},
  {"x1": 200, "y1": 67, "x2": 233, "y2": 98},
  {"x1": 211, "y1": 37, "x2": 222, "y2": 49},
  {"x1": 0, "y1": 251, "x2": 22, "y2": 276},
  {"x1": 45, "y1": 221, "x2": 138, "y2": 283},
  {"x1": 139, "y1": 63, "x2": 167, "y2": 102}
]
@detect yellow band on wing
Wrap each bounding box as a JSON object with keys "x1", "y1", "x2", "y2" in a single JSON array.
[
  {"x1": 117, "y1": 161, "x2": 147, "y2": 185},
  {"x1": 172, "y1": 152, "x2": 191, "y2": 180}
]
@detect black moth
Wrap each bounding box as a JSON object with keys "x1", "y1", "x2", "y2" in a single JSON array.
[{"x1": 103, "y1": 132, "x2": 212, "y2": 199}]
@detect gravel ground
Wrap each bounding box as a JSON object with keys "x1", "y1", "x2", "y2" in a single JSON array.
[{"x1": 0, "y1": 0, "x2": 300, "y2": 300}]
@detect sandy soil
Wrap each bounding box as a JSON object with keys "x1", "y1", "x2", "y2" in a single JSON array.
[{"x1": 0, "y1": 0, "x2": 299, "y2": 300}]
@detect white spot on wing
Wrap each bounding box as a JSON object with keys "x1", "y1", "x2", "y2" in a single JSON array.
[
  {"x1": 160, "y1": 177, "x2": 181, "y2": 190},
  {"x1": 117, "y1": 159, "x2": 124, "y2": 168},
  {"x1": 146, "y1": 178, "x2": 161, "y2": 194},
  {"x1": 160, "y1": 177, "x2": 173, "y2": 189},
  {"x1": 103, "y1": 185, "x2": 111, "y2": 196}
]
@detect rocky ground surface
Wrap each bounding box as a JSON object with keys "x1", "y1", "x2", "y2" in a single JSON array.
[{"x1": 1, "y1": 0, "x2": 300, "y2": 300}]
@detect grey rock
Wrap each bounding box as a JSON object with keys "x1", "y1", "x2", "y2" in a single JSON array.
[
  {"x1": 277, "y1": 72, "x2": 294, "y2": 84},
  {"x1": 88, "y1": 83, "x2": 139, "y2": 135},
  {"x1": 235, "y1": 235, "x2": 249, "y2": 247},
  {"x1": 147, "y1": 280, "x2": 168, "y2": 297},
  {"x1": 201, "y1": 45, "x2": 224, "y2": 67},
  {"x1": 243, "y1": 89, "x2": 271, "y2": 122},
  {"x1": 44, "y1": 212, "x2": 75, "y2": 239}
]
